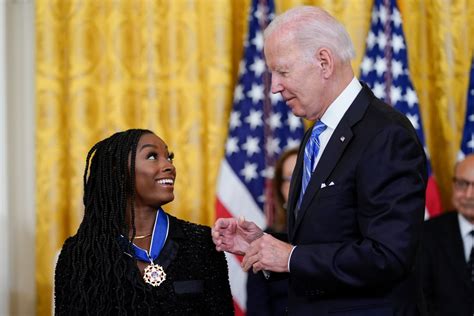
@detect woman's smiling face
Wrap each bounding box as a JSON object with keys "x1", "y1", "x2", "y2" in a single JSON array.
[{"x1": 133, "y1": 133, "x2": 176, "y2": 209}]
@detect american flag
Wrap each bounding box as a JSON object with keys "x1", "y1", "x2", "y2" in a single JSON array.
[
  {"x1": 458, "y1": 58, "x2": 474, "y2": 160},
  {"x1": 215, "y1": 0, "x2": 304, "y2": 314},
  {"x1": 359, "y1": 0, "x2": 442, "y2": 218}
]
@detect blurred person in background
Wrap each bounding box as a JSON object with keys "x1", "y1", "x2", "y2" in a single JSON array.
[
  {"x1": 246, "y1": 148, "x2": 298, "y2": 316},
  {"x1": 421, "y1": 154, "x2": 474, "y2": 316}
]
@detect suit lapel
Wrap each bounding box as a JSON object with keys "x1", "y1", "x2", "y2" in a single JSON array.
[
  {"x1": 157, "y1": 215, "x2": 184, "y2": 270},
  {"x1": 287, "y1": 129, "x2": 310, "y2": 239},
  {"x1": 292, "y1": 121, "x2": 353, "y2": 233},
  {"x1": 289, "y1": 84, "x2": 373, "y2": 239}
]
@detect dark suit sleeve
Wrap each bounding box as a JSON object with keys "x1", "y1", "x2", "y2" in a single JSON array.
[
  {"x1": 246, "y1": 271, "x2": 271, "y2": 316},
  {"x1": 420, "y1": 224, "x2": 438, "y2": 316},
  {"x1": 290, "y1": 123, "x2": 426, "y2": 290}
]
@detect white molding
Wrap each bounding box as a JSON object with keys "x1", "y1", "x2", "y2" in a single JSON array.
[
  {"x1": 0, "y1": 1, "x2": 10, "y2": 315},
  {"x1": 6, "y1": 0, "x2": 35, "y2": 3},
  {"x1": 5, "y1": 0, "x2": 36, "y2": 315}
]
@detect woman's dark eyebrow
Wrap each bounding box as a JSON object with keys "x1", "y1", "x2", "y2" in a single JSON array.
[
  {"x1": 139, "y1": 144, "x2": 157, "y2": 152},
  {"x1": 139, "y1": 144, "x2": 168, "y2": 152}
]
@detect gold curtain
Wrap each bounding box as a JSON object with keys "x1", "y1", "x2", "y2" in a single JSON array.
[{"x1": 36, "y1": 0, "x2": 473, "y2": 314}]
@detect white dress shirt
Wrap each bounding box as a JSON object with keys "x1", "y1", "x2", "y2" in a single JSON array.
[
  {"x1": 458, "y1": 213, "x2": 474, "y2": 262},
  {"x1": 312, "y1": 77, "x2": 362, "y2": 171}
]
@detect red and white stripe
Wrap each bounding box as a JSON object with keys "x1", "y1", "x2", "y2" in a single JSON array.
[{"x1": 216, "y1": 159, "x2": 266, "y2": 316}]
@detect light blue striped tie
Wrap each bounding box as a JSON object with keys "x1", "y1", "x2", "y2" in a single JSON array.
[{"x1": 296, "y1": 121, "x2": 327, "y2": 215}]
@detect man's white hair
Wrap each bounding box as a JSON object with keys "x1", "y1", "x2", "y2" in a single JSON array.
[{"x1": 264, "y1": 6, "x2": 355, "y2": 63}]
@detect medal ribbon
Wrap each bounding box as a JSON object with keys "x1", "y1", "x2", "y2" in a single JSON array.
[{"x1": 122, "y1": 208, "x2": 169, "y2": 263}]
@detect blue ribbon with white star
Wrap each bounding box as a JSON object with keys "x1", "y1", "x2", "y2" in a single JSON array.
[{"x1": 120, "y1": 208, "x2": 169, "y2": 263}]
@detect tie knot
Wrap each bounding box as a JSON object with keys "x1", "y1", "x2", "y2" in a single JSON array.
[{"x1": 311, "y1": 121, "x2": 327, "y2": 140}]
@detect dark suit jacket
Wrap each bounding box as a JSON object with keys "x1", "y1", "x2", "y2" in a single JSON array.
[
  {"x1": 247, "y1": 229, "x2": 289, "y2": 316},
  {"x1": 55, "y1": 215, "x2": 234, "y2": 315},
  {"x1": 421, "y1": 211, "x2": 474, "y2": 316},
  {"x1": 285, "y1": 84, "x2": 427, "y2": 315},
  {"x1": 247, "y1": 267, "x2": 289, "y2": 316}
]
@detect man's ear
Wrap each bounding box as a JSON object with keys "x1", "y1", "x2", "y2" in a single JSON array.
[{"x1": 316, "y1": 48, "x2": 333, "y2": 78}]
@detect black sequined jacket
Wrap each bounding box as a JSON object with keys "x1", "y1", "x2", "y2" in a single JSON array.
[{"x1": 54, "y1": 214, "x2": 234, "y2": 315}]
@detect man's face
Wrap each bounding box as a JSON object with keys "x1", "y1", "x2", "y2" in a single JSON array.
[
  {"x1": 452, "y1": 155, "x2": 474, "y2": 223},
  {"x1": 264, "y1": 31, "x2": 327, "y2": 121}
]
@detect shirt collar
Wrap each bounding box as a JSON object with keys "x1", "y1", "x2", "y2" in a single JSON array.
[
  {"x1": 321, "y1": 77, "x2": 362, "y2": 130},
  {"x1": 458, "y1": 213, "x2": 474, "y2": 237}
]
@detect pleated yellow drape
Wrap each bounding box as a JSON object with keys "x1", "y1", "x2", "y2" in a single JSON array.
[
  {"x1": 36, "y1": 0, "x2": 473, "y2": 314},
  {"x1": 400, "y1": 0, "x2": 474, "y2": 206}
]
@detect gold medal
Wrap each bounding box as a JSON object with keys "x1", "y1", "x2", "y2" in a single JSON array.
[{"x1": 143, "y1": 263, "x2": 166, "y2": 287}]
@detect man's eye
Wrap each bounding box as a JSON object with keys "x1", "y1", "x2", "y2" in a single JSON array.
[
  {"x1": 458, "y1": 181, "x2": 469, "y2": 188},
  {"x1": 453, "y1": 177, "x2": 474, "y2": 191}
]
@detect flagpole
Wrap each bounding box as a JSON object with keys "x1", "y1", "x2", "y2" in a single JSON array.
[
  {"x1": 383, "y1": 0, "x2": 393, "y2": 105},
  {"x1": 260, "y1": 0, "x2": 276, "y2": 228}
]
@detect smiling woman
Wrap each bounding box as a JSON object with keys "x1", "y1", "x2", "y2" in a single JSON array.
[{"x1": 54, "y1": 129, "x2": 234, "y2": 315}]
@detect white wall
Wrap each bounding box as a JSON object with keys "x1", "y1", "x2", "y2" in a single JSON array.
[{"x1": 1, "y1": 0, "x2": 36, "y2": 315}]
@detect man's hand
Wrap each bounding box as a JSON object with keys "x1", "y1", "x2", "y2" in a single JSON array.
[
  {"x1": 242, "y1": 234, "x2": 293, "y2": 273},
  {"x1": 212, "y1": 217, "x2": 263, "y2": 255}
]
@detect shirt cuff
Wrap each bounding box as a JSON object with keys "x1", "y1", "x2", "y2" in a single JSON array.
[{"x1": 288, "y1": 245, "x2": 297, "y2": 272}]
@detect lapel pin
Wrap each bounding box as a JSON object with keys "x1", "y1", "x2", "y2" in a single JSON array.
[{"x1": 340, "y1": 136, "x2": 345, "y2": 142}]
